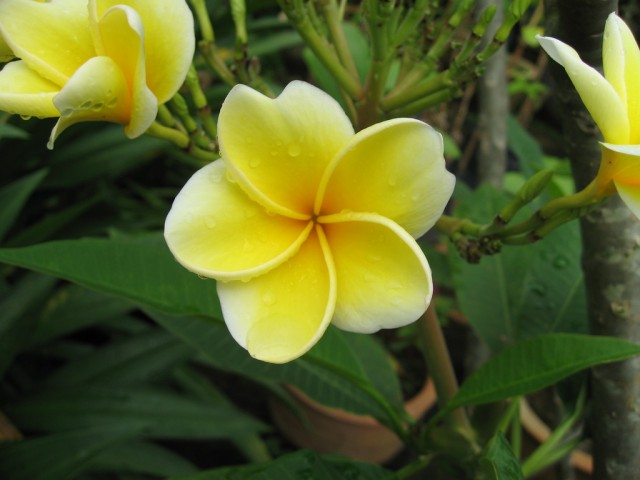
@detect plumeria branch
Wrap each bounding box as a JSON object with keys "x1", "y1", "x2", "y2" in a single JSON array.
[{"x1": 437, "y1": 175, "x2": 605, "y2": 263}]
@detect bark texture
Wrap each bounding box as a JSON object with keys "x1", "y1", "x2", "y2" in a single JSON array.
[
  {"x1": 546, "y1": 2, "x2": 640, "y2": 478},
  {"x1": 476, "y1": 0, "x2": 508, "y2": 188}
]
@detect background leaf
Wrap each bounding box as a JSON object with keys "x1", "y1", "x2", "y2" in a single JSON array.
[
  {"x1": 449, "y1": 334, "x2": 640, "y2": 408},
  {"x1": 0, "y1": 234, "x2": 222, "y2": 318},
  {"x1": 168, "y1": 449, "x2": 395, "y2": 480}
]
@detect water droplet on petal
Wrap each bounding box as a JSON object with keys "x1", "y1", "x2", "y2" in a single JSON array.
[
  {"x1": 262, "y1": 292, "x2": 276, "y2": 305},
  {"x1": 91, "y1": 102, "x2": 104, "y2": 111},
  {"x1": 107, "y1": 97, "x2": 118, "y2": 108},
  {"x1": 288, "y1": 143, "x2": 301, "y2": 157},
  {"x1": 209, "y1": 170, "x2": 223, "y2": 183},
  {"x1": 205, "y1": 216, "x2": 217, "y2": 228},
  {"x1": 249, "y1": 158, "x2": 261, "y2": 168},
  {"x1": 270, "y1": 149, "x2": 278, "y2": 157},
  {"x1": 20, "y1": 115, "x2": 31, "y2": 121},
  {"x1": 242, "y1": 239, "x2": 254, "y2": 253},
  {"x1": 80, "y1": 100, "x2": 93, "y2": 109}
]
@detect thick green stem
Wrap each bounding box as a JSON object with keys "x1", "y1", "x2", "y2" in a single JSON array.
[
  {"x1": 321, "y1": 0, "x2": 359, "y2": 81},
  {"x1": 280, "y1": 1, "x2": 361, "y2": 100}
]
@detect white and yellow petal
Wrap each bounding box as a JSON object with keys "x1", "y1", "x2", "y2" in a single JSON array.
[
  {"x1": 319, "y1": 212, "x2": 432, "y2": 333},
  {"x1": 218, "y1": 81, "x2": 355, "y2": 219},
  {"x1": 317, "y1": 119, "x2": 455, "y2": 238},
  {"x1": 164, "y1": 160, "x2": 313, "y2": 282},
  {"x1": 217, "y1": 226, "x2": 337, "y2": 363},
  {"x1": 90, "y1": 0, "x2": 194, "y2": 103},
  {"x1": 0, "y1": 0, "x2": 94, "y2": 86},
  {"x1": 538, "y1": 34, "x2": 629, "y2": 144},
  {"x1": 603, "y1": 13, "x2": 640, "y2": 143},
  {"x1": 48, "y1": 56, "x2": 132, "y2": 149},
  {"x1": 91, "y1": 4, "x2": 158, "y2": 138},
  {"x1": 0, "y1": 61, "x2": 60, "y2": 118}
]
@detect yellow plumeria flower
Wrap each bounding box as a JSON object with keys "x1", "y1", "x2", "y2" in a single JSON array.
[
  {"x1": 0, "y1": 0, "x2": 194, "y2": 148},
  {"x1": 538, "y1": 13, "x2": 640, "y2": 217},
  {"x1": 164, "y1": 81, "x2": 455, "y2": 363}
]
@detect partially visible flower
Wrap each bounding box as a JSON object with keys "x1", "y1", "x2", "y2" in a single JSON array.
[
  {"x1": 164, "y1": 81, "x2": 455, "y2": 364},
  {"x1": 538, "y1": 13, "x2": 640, "y2": 218},
  {"x1": 0, "y1": 0, "x2": 194, "y2": 148}
]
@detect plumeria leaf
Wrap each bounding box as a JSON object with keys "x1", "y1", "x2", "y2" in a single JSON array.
[
  {"x1": 5, "y1": 386, "x2": 267, "y2": 440},
  {"x1": 43, "y1": 329, "x2": 192, "y2": 387},
  {"x1": 0, "y1": 233, "x2": 222, "y2": 318},
  {"x1": 476, "y1": 433, "x2": 524, "y2": 480},
  {"x1": 0, "y1": 168, "x2": 47, "y2": 243},
  {"x1": 149, "y1": 310, "x2": 406, "y2": 430},
  {"x1": 168, "y1": 449, "x2": 394, "y2": 480},
  {"x1": 448, "y1": 333, "x2": 640, "y2": 409},
  {"x1": 90, "y1": 441, "x2": 198, "y2": 477},
  {"x1": 0, "y1": 272, "x2": 56, "y2": 378},
  {"x1": 451, "y1": 185, "x2": 586, "y2": 349},
  {"x1": 0, "y1": 426, "x2": 139, "y2": 480}
]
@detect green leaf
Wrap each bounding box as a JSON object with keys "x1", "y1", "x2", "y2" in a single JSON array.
[
  {"x1": 168, "y1": 450, "x2": 395, "y2": 480},
  {"x1": 0, "y1": 123, "x2": 29, "y2": 140},
  {"x1": 43, "y1": 127, "x2": 166, "y2": 188},
  {"x1": 0, "y1": 233, "x2": 222, "y2": 318},
  {"x1": 0, "y1": 426, "x2": 137, "y2": 480},
  {"x1": 91, "y1": 441, "x2": 198, "y2": 477},
  {"x1": 0, "y1": 272, "x2": 57, "y2": 378},
  {"x1": 5, "y1": 386, "x2": 267, "y2": 440},
  {"x1": 28, "y1": 285, "x2": 134, "y2": 348},
  {"x1": 6, "y1": 196, "x2": 100, "y2": 247},
  {"x1": 149, "y1": 311, "x2": 405, "y2": 430},
  {"x1": 451, "y1": 185, "x2": 532, "y2": 350},
  {"x1": 449, "y1": 334, "x2": 640, "y2": 408},
  {"x1": 477, "y1": 433, "x2": 524, "y2": 480},
  {"x1": 451, "y1": 186, "x2": 586, "y2": 350},
  {"x1": 44, "y1": 329, "x2": 193, "y2": 387},
  {"x1": 0, "y1": 168, "x2": 47, "y2": 243}
]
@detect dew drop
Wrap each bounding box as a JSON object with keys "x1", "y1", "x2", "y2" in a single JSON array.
[
  {"x1": 242, "y1": 239, "x2": 255, "y2": 253},
  {"x1": 553, "y1": 255, "x2": 569, "y2": 269},
  {"x1": 209, "y1": 170, "x2": 223, "y2": 183},
  {"x1": 107, "y1": 97, "x2": 118, "y2": 108},
  {"x1": 288, "y1": 143, "x2": 301, "y2": 157},
  {"x1": 80, "y1": 100, "x2": 93, "y2": 109},
  {"x1": 225, "y1": 170, "x2": 237, "y2": 183},
  {"x1": 249, "y1": 158, "x2": 261, "y2": 168},
  {"x1": 19, "y1": 115, "x2": 31, "y2": 121},
  {"x1": 262, "y1": 292, "x2": 276, "y2": 305},
  {"x1": 91, "y1": 102, "x2": 104, "y2": 112},
  {"x1": 205, "y1": 216, "x2": 217, "y2": 228},
  {"x1": 270, "y1": 149, "x2": 278, "y2": 157}
]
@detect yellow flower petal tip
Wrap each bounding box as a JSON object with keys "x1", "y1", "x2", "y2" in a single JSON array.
[
  {"x1": 0, "y1": 0, "x2": 195, "y2": 147},
  {"x1": 165, "y1": 81, "x2": 455, "y2": 363},
  {"x1": 539, "y1": 13, "x2": 640, "y2": 219}
]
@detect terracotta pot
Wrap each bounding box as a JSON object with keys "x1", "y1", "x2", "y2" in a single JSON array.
[{"x1": 269, "y1": 377, "x2": 436, "y2": 464}]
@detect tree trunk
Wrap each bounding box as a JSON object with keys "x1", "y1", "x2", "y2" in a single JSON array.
[
  {"x1": 546, "y1": 2, "x2": 640, "y2": 478},
  {"x1": 476, "y1": 0, "x2": 508, "y2": 188}
]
